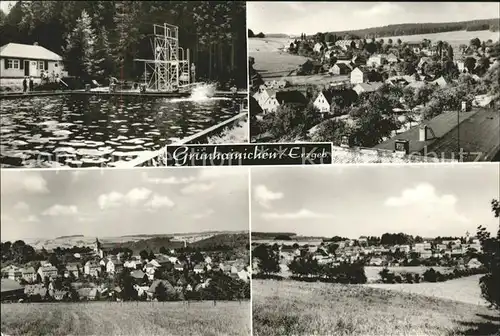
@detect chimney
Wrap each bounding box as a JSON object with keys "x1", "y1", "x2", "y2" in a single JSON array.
[
  {"x1": 33, "y1": 42, "x2": 39, "y2": 46},
  {"x1": 419, "y1": 125, "x2": 428, "y2": 141}
]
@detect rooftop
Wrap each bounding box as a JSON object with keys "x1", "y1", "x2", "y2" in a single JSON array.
[
  {"x1": 375, "y1": 108, "x2": 499, "y2": 161},
  {"x1": 0, "y1": 43, "x2": 62, "y2": 61}
]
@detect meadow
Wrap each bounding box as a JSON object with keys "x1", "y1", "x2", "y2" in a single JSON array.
[
  {"x1": 365, "y1": 274, "x2": 488, "y2": 306},
  {"x1": 1, "y1": 301, "x2": 250, "y2": 336},
  {"x1": 252, "y1": 279, "x2": 500, "y2": 336}
]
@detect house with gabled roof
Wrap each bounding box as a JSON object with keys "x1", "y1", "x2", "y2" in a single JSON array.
[
  {"x1": 353, "y1": 82, "x2": 384, "y2": 96},
  {"x1": 84, "y1": 260, "x2": 100, "y2": 277},
  {"x1": 350, "y1": 67, "x2": 367, "y2": 85},
  {"x1": 329, "y1": 63, "x2": 351, "y2": 76},
  {"x1": 261, "y1": 90, "x2": 308, "y2": 114},
  {"x1": 22, "y1": 267, "x2": 37, "y2": 283},
  {"x1": 0, "y1": 42, "x2": 67, "y2": 83},
  {"x1": 313, "y1": 90, "x2": 335, "y2": 113},
  {"x1": 37, "y1": 265, "x2": 58, "y2": 280},
  {"x1": 106, "y1": 259, "x2": 123, "y2": 275}
]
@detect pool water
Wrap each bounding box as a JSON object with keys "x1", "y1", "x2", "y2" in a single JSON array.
[{"x1": 0, "y1": 94, "x2": 242, "y2": 168}]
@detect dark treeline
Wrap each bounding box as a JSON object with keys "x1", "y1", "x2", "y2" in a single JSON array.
[
  {"x1": 0, "y1": 1, "x2": 247, "y2": 88},
  {"x1": 322, "y1": 18, "x2": 499, "y2": 40}
]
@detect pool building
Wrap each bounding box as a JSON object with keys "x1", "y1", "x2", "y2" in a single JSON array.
[{"x1": 0, "y1": 42, "x2": 67, "y2": 86}]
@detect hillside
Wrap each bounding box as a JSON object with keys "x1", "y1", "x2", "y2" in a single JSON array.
[
  {"x1": 103, "y1": 232, "x2": 249, "y2": 254},
  {"x1": 251, "y1": 232, "x2": 297, "y2": 240},
  {"x1": 321, "y1": 18, "x2": 499, "y2": 39},
  {"x1": 253, "y1": 279, "x2": 500, "y2": 336},
  {"x1": 191, "y1": 233, "x2": 249, "y2": 251}
]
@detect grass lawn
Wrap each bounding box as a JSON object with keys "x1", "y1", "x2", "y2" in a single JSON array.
[
  {"x1": 1, "y1": 301, "x2": 250, "y2": 336},
  {"x1": 252, "y1": 279, "x2": 500, "y2": 336},
  {"x1": 365, "y1": 275, "x2": 488, "y2": 306}
]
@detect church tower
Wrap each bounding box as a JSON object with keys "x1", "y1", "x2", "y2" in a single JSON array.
[{"x1": 94, "y1": 238, "x2": 104, "y2": 258}]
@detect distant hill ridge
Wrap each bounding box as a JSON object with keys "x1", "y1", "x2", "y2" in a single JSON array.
[{"x1": 264, "y1": 18, "x2": 498, "y2": 39}]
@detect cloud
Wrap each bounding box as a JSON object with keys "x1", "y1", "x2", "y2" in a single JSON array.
[
  {"x1": 142, "y1": 172, "x2": 195, "y2": 185},
  {"x1": 98, "y1": 191, "x2": 124, "y2": 209},
  {"x1": 385, "y1": 183, "x2": 456, "y2": 207},
  {"x1": 23, "y1": 215, "x2": 39, "y2": 223},
  {"x1": 193, "y1": 209, "x2": 215, "y2": 219},
  {"x1": 356, "y1": 2, "x2": 403, "y2": 17},
  {"x1": 181, "y1": 183, "x2": 214, "y2": 195},
  {"x1": 254, "y1": 185, "x2": 283, "y2": 208},
  {"x1": 1, "y1": 171, "x2": 49, "y2": 195},
  {"x1": 126, "y1": 188, "x2": 152, "y2": 205},
  {"x1": 145, "y1": 194, "x2": 175, "y2": 210},
  {"x1": 98, "y1": 188, "x2": 153, "y2": 209},
  {"x1": 42, "y1": 204, "x2": 78, "y2": 216},
  {"x1": 13, "y1": 201, "x2": 30, "y2": 211},
  {"x1": 385, "y1": 183, "x2": 468, "y2": 223},
  {"x1": 262, "y1": 209, "x2": 334, "y2": 220}
]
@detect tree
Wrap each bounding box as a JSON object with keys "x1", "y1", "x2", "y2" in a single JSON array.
[
  {"x1": 63, "y1": 10, "x2": 96, "y2": 79},
  {"x1": 470, "y1": 37, "x2": 481, "y2": 49},
  {"x1": 311, "y1": 118, "x2": 350, "y2": 145},
  {"x1": 155, "y1": 281, "x2": 168, "y2": 301},
  {"x1": 139, "y1": 250, "x2": 149, "y2": 260},
  {"x1": 476, "y1": 199, "x2": 500, "y2": 309},
  {"x1": 253, "y1": 244, "x2": 280, "y2": 276},
  {"x1": 464, "y1": 57, "x2": 477, "y2": 73}
]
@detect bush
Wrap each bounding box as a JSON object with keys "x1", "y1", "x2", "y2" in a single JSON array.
[{"x1": 423, "y1": 268, "x2": 438, "y2": 282}]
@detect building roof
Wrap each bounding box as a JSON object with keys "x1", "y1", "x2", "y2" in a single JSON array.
[
  {"x1": 332, "y1": 63, "x2": 351, "y2": 72},
  {"x1": 22, "y1": 267, "x2": 36, "y2": 274},
  {"x1": 1, "y1": 279, "x2": 24, "y2": 293},
  {"x1": 275, "y1": 90, "x2": 307, "y2": 105},
  {"x1": 354, "y1": 82, "x2": 384, "y2": 93},
  {"x1": 375, "y1": 107, "x2": 498, "y2": 161},
  {"x1": 130, "y1": 270, "x2": 146, "y2": 279},
  {"x1": 0, "y1": 43, "x2": 62, "y2": 61}
]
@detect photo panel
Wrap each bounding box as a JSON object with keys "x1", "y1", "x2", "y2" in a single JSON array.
[
  {"x1": 0, "y1": 1, "x2": 249, "y2": 170},
  {"x1": 0, "y1": 167, "x2": 251, "y2": 336},
  {"x1": 250, "y1": 163, "x2": 500, "y2": 335},
  {"x1": 248, "y1": 2, "x2": 500, "y2": 164}
]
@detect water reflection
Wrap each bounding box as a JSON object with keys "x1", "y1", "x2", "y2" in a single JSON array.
[{"x1": 0, "y1": 94, "x2": 242, "y2": 168}]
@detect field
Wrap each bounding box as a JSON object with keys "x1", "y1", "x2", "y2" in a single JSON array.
[
  {"x1": 1, "y1": 301, "x2": 250, "y2": 336},
  {"x1": 379, "y1": 30, "x2": 499, "y2": 50},
  {"x1": 252, "y1": 279, "x2": 500, "y2": 336},
  {"x1": 365, "y1": 275, "x2": 488, "y2": 306}
]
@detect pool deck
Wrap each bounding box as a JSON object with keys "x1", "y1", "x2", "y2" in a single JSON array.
[{"x1": 0, "y1": 90, "x2": 248, "y2": 100}]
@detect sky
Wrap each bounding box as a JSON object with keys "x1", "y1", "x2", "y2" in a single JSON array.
[
  {"x1": 248, "y1": 2, "x2": 500, "y2": 35},
  {"x1": 0, "y1": 1, "x2": 16, "y2": 14},
  {"x1": 1, "y1": 167, "x2": 249, "y2": 241},
  {"x1": 251, "y1": 164, "x2": 500, "y2": 238}
]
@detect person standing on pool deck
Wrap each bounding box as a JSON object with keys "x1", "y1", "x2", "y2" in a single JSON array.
[
  {"x1": 22, "y1": 77, "x2": 28, "y2": 93},
  {"x1": 29, "y1": 77, "x2": 34, "y2": 92},
  {"x1": 191, "y1": 63, "x2": 196, "y2": 83}
]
